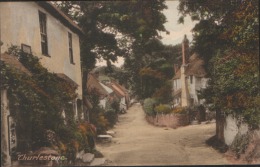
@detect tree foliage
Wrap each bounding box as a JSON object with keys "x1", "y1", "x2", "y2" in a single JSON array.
[
  {"x1": 53, "y1": 1, "x2": 169, "y2": 100},
  {"x1": 178, "y1": 0, "x2": 259, "y2": 128}
]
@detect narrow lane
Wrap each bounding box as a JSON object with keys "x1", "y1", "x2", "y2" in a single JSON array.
[{"x1": 96, "y1": 103, "x2": 230, "y2": 166}]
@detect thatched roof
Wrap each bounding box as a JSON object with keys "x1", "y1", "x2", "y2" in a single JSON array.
[
  {"x1": 1, "y1": 53, "x2": 32, "y2": 76},
  {"x1": 108, "y1": 82, "x2": 126, "y2": 98},
  {"x1": 87, "y1": 73, "x2": 108, "y2": 97},
  {"x1": 173, "y1": 53, "x2": 207, "y2": 79}
]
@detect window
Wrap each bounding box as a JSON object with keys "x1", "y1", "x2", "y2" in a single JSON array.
[
  {"x1": 39, "y1": 11, "x2": 48, "y2": 55},
  {"x1": 68, "y1": 32, "x2": 74, "y2": 64},
  {"x1": 21, "y1": 44, "x2": 31, "y2": 54},
  {"x1": 190, "y1": 75, "x2": 193, "y2": 84}
]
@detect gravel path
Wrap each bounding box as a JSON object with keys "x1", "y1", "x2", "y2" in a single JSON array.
[{"x1": 96, "y1": 103, "x2": 231, "y2": 166}]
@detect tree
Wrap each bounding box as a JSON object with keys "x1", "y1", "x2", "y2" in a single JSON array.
[
  {"x1": 178, "y1": 0, "x2": 259, "y2": 140},
  {"x1": 53, "y1": 1, "x2": 169, "y2": 99}
]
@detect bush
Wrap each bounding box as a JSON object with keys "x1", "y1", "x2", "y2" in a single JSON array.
[
  {"x1": 104, "y1": 109, "x2": 118, "y2": 127},
  {"x1": 172, "y1": 107, "x2": 187, "y2": 114},
  {"x1": 143, "y1": 98, "x2": 158, "y2": 116},
  {"x1": 154, "y1": 104, "x2": 172, "y2": 114}
]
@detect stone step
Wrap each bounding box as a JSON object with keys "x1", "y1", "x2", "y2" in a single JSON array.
[
  {"x1": 97, "y1": 134, "x2": 112, "y2": 142},
  {"x1": 106, "y1": 130, "x2": 115, "y2": 137},
  {"x1": 90, "y1": 158, "x2": 106, "y2": 166},
  {"x1": 82, "y1": 153, "x2": 95, "y2": 163},
  {"x1": 76, "y1": 150, "x2": 85, "y2": 159}
]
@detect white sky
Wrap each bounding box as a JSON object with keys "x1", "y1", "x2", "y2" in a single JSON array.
[
  {"x1": 161, "y1": 0, "x2": 197, "y2": 45},
  {"x1": 96, "y1": 0, "x2": 197, "y2": 67}
]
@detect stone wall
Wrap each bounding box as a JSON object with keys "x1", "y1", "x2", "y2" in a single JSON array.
[{"x1": 146, "y1": 114, "x2": 190, "y2": 129}]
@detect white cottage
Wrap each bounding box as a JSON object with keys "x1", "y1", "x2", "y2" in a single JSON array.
[
  {"x1": 172, "y1": 35, "x2": 209, "y2": 108},
  {"x1": 0, "y1": 2, "x2": 84, "y2": 118},
  {"x1": 0, "y1": 2, "x2": 84, "y2": 165}
]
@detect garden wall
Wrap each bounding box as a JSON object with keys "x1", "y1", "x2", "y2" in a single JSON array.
[{"x1": 146, "y1": 114, "x2": 190, "y2": 129}]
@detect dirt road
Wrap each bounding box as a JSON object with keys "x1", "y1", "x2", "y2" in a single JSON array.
[{"x1": 96, "y1": 103, "x2": 231, "y2": 166}]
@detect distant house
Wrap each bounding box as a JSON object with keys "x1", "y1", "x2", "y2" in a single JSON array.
[
  {"x1": 0, "y1": 2, "x2": 84, "y2": 119},
  {"x1": 87, "y1": 73, "x2": 111, "y2": 108},
  {"x1": 107, "y1": 81, "x2": 130, "y2": 113},
  {"x1": 111, "y1": 81, "x2": 130, "y2": 109},
  {"x1": 172, "y1": 35, "x2": 209, "y2": 108}
]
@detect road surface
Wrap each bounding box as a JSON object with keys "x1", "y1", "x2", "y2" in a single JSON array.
[{"x1": 96, "y1": 103, "x2": 230, "y2": 166}]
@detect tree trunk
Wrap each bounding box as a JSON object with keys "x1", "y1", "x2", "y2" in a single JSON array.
[{"x1": 216, "y1": 109, "x2": 225, "y2": 143}]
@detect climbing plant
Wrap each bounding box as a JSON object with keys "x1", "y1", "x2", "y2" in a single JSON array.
[{"x1": 0, "y1": 46, "x2": 94, "y2": 162}]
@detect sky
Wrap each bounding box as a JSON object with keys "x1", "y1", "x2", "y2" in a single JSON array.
[
  {"x1": 161, "y1": 0, "x2": 197, "y2": 45},
  {"x1": 96, "y1": 0, "x2": 197, "y2": 67}
]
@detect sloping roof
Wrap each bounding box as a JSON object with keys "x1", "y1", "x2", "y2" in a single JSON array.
[
  {"x1": 100, "y1": 82, "x2": 113, "y2": 94},
  {"x1": 112, "y1": 81, "x2": 128, "y2": 94},
  {"x1": 108, "y1": 83, "x2": 125, "y2": 98},
  {"x1": 173, "y1": 53, "x2": 207, "y2": 79},
  {"x1": 1, "y1": 53, "x2": 32, "y2": 76},
  {"x1": 36, "y1": 2, "x2": 84, "y2": 36},
  {"x1": 87, "y1": 73, "x2": 108, "y2": 96},
  {"x1": 56, "y1": 73, "x2": 78, "y2": 88}
]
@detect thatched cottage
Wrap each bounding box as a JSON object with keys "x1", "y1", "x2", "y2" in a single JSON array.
[{"x1": 172, "y1": 35, "x2": 209, "y2": 108}]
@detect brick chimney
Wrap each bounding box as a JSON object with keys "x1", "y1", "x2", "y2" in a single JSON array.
[
  {"x1": 180, "y1": 35, "x2": 190, "y2": 107},
  {"x1": 182, "y1": 34, "x2": 189, "y2": 65}
]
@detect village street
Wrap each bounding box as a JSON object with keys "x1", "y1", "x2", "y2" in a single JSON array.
[{"x1": 96, "y1": 103, "x2": 231, "y2": 166}]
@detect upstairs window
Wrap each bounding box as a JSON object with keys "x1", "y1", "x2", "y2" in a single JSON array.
[
  {"x1": 190, "y1": 75, "x2": 193, "y2": 84},
  {"x1": 68, "y1": 32, "x2": 74, "y2": 64},
  {"x1": 39, "y1": 11, "x2": 48, "y2": 55}
]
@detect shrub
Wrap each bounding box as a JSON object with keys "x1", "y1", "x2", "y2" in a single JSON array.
[
  {"x1": 104, "y1": 109, "x2": 118, "y2": 127},
  {"x1": 152, "y1": 81, "x2": 173, "y2": 103},
  {"x1": 143, "y1": 98, "x2": 158, "y2": 116},
  {"x1": 172, "y1": 107, "x2": 187, "y2": 114},
  {"x1": 154, "y1": 104, "x2": 172, "y2": 114}
]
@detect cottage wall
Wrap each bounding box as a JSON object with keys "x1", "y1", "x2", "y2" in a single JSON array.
[
  {"x1": 0, "y1": 2, "x2": 82, "y2": 98},
  {"x1": 224, "y1": 115, "x2": 249, "y2": 145},
  {"x1": 187, "y1": 75, "x2": 197, "y2": 104},
  {"x1": 99, "y1": 98, "x2": 107, "y2": 109},
  {"x1": 173, "y1": 79, "x2": 181, "y2": 91}
]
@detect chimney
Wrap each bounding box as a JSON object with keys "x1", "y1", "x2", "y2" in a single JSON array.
[
  {"x1": 182, "y1": 35, "x2": 189, "y2": 65},
  {"x1": 180, "y1": 35, "x2": 190, "y2": 107}
]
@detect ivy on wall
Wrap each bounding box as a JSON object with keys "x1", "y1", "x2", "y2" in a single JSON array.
[{"x1": 0, "y1": 46, "x2": 95, "y2": 162}]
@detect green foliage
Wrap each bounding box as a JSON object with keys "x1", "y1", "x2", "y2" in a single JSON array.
[
  {"x1": 104, "y1": 109, "x2": 118, "y2": 128},
  {"x1": 172, "y1": 107, "x2": 187, "y2": 115},
  {"x1": 110, "y1": 100, "x2": 120, "y2": 114},
  {"x1": 183, "y1": 105, "x2": 206, "y2": 121},
  {"x1": 1, "y1": 47, "x2": 95, "y2": 162},
  {"x1": 152, "y1": 80, "x2": 173, "y2": 104},
  {"x1": 206, "y1": 51, "x2": 260, "y2": 128},
  {"x1": 230, "y1": 132, "x2": 250, "y2": 158},
  {"x1": 143, "y1": 98, "x2": 158, "y2": 116},
  {"x1": 154, "y1": 104, "x2": 172, "y2": 114},
  {"x1": 53, "y1": 1, "x2": 168, "y2": 99},
  {"x1": 178, "y1": 0, "x2": 259, "y2": 128}
]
